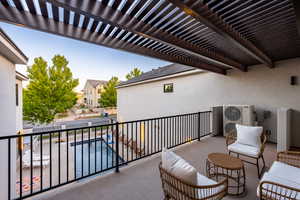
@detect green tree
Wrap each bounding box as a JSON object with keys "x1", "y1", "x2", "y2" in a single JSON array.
[
  {"x1": 23, "y1": 55, "x2": 79, "y2": 124},
  {"x1": 125, "y1": 67, "x2": 143, "y2": 80},
  {"x1": 99, "y1": 76, "x2": 119, "y2": 108}
]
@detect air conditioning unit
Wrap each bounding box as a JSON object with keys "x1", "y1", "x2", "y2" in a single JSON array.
[{"x1": 223, "y1": 105, "x2": 255, "y2": 136}]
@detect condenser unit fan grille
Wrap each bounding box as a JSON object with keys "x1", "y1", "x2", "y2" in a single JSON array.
[
  {"x1": 224, "y1": 106, "x2": 241, "y2": 121},
  {"x1": 224, "y1": 122, "x2": 237, "y2": 135}
]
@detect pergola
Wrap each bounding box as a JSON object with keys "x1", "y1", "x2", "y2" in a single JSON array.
[{"x1": 0, "y1": 0, "x2": 299, "y2": 75}]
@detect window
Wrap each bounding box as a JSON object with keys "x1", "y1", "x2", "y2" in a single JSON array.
[
  {"x1": 163, "y1": 83, "x2": 173, "y2": 93},
  {"x1": 16, "y1": 84, "x2": 19, "y2": 106}
]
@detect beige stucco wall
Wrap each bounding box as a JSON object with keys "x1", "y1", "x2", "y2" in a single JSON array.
[
  {"x1": 0, "y1": 54, "x2": 17, "y2": 199},
  {"x1": 117, "y1": 58, "x2": 300, "y2": 146}
]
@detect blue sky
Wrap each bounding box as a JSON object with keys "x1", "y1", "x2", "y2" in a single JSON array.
[{"x1": 0, "y1": 22, "x2": 170, "y2": 91}]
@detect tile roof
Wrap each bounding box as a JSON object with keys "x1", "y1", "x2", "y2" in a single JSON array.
[
  {"x1": 87, "y1": 79, "x2": 107, "y2": 88},
  {"x1": 118, "y1": 64, "x2": 197, "y2": 87}
]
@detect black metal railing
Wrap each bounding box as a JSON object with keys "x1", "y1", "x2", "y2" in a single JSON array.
[{"x1": 0, "y1": 111, "x2": 212, "y2": 199}]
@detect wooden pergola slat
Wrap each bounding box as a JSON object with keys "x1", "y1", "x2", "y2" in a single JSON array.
[
  {"x1": 291, "y1": 0, "x2": 300, "y2": 36},
  {"x1": 1, "y1": 0, "x2": 297, "y2": 74},
  {"x1": 12, "y1": 0, "x2": 23, "y2": 11},
  {"x1": 0, "y1": 0, "x2": 9, "y2": 7},
  {"x1": 38, "y1": 0, "x2": 48, "y2": 18},
  {"x1": 73, "y1": 13, "x2": 80, "y2": 27},
  {"x1": 25, "y1": 0, "x2": 36, "y2": 14},
  {"x1": 0, "y1": 5, "x2": 226, "y2": 75},
  {"x1": 52, "y1": 4, "x2": 59, "y2": 21},
  {"x1": 46, "y1": 0, "x2": 245, "y2": 71},
  {"x1": 167, "y1": 0, "x2": 274, "y2": 68}
]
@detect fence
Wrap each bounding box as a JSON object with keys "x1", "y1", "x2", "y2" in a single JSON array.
[{"x1": 0, "y1": 111, "x2": 212, "y2": 199}]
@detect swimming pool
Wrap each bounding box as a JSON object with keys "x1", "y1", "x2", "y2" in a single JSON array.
[{"x1": 71, "y1": 138, "x2": 122, "y2": 178}]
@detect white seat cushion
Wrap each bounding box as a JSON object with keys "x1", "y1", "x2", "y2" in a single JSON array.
[
  {"x1": 197, "y1": 173, "x2": 225, "y2": 199},
  {"x1": 236, "y1": 124, "x2": 263, "y2": 148},
  {"x1": 257, "y1": 172, "x2": 300, "y2": 199},
  {"x1": 161, "y1": 148, "x2": 197, "y2": 185},
  {"x1": 228, "y1": 142, "x2": 260, "y2": 157},
  {"x1": 269, "y1": 161, "x2": 300, "y2": 184}
]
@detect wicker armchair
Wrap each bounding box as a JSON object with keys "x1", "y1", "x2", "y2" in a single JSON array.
[
  {"x1": 258, "y1": 151, "x2": 300, "y2": 200},
  {"x1": 226, "y1": 131, "x2": 267, "y2": 177},
  {"x1": 159, "y1": 162, "x2": 228, "y2": 200}
]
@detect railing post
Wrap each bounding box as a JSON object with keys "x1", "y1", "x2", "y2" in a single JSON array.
[
  {"x1": 198, "y1": 112, "x2": 201, "y2": 141},
  {"x1": 115, "y1": 121, "x2": 120, "y2": 173}
]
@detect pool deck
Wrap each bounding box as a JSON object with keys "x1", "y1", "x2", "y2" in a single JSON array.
[{"x1": 17, "y1": 131, "x2": 135, "y2": 197}]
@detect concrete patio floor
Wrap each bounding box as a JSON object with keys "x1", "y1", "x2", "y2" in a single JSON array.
[{"x1": 30, "y1": 136, "x2": 277, "y2": 200}]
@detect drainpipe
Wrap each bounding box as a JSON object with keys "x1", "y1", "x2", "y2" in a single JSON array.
[{"x1": 198, "y1": 112, "x2": 201, "y2": 141}]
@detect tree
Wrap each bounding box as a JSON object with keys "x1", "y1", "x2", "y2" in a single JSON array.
[
  {"x1": 125, "y1": 67, "x2": 143, "y2": 80},
  {"x1": 99, "y1": 76, "x2": 119, "y2": 108},
  {"x1": 23, "y1": 55, "x2": 79, "y2": 124}
]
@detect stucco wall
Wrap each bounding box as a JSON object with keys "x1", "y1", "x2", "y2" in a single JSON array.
[
  {"x1": 117, "y1": 58, "x2": 300, "y2": 146},
  {"x1": 0, "y1": 54, "x2": 17, "y2": 199}
]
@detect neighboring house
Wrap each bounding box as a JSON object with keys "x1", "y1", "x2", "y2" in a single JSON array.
[
  {"x1": 15, "y1": 71, "x2": 28, "y2": 134},
  {"x1": 0, "y1": 28, "x2": 28, "y2": 199},
  {"x1": 117, "y1": 64, "x2": 201, "y2": 122},
  {"x1": 83, "y1": 79, "x2": 107, "y2": 108},
  {"x1": 117, "y1": 60, "x2": 300, "y2": 147}
]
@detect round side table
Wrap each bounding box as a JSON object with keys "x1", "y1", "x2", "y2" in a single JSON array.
[{"x1": 206, "y1": 153, "x2": 246, "y2": 196}]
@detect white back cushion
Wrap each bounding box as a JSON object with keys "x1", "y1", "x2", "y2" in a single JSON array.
[
  {"x1": 161, "y1": 148, "x2": 197, "y2": 185},
  {"x1": 236, "y1": 124, "x2": 263, "y2": 147}
]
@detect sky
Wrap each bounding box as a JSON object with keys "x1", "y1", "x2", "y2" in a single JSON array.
[{"x1": 0, "y1": 22, "x2": 170, "y2": 91}]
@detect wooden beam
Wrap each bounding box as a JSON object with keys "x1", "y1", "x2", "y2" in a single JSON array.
[
  {"x1": 167, "y1": 0, "x2": 274, "y2": 68},
  {"x1": 0, "y1": 5, "x2": 226, "y2": 75},
  {"x1": 293, "y1": 0, "x2": 300, "y2": 37},
  {"x1": 46, "y1": 0, "x2": 245, "y2": 71}
]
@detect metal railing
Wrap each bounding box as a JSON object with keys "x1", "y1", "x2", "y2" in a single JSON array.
[{"x1": 0, "y1": 111, "x2": 212, "y2": 199}]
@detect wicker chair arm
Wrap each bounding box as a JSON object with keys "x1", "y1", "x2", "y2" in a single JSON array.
[
  {"x1": 225, "y1": 131, "x2": 236, "y2": 146},
  {"x1": 259, "y1": 181, "x2": 300, "y2": 200},
  {"x1": 259, "y1": 133, "x2": 267, "y2": 156},
  {"x1": 277, "y1": 151, "x2": 300, "y2": 168}
]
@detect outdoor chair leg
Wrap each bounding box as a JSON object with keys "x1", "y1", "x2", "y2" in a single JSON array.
[
  {"x1": 256, "y1": 158, "x2": 260, "y2": 178},
  {"x1": 260, "y1": 155, "x2": 266, "y2": 177},
  {"x1": 262, "y1": 155, "x2": 266, "y2": 168}
]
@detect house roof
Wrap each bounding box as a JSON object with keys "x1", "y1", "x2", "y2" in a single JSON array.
[
  {"x1": 16, "y1": 71, "x2": 28, "y2": 81},
  {"x1": 86, "y1": 79, "x2": 107, "y2": 88},
  {"x1": 0, "y1": 28, "x2": 28, "y2": 64},
  {"x1": 118, "y1": 64, "x2": 198, "y2": 87}
]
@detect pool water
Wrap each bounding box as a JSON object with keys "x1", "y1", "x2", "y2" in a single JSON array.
[{"x1": 72, "y1": 138, "x2": 122, "y2": 178}]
